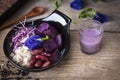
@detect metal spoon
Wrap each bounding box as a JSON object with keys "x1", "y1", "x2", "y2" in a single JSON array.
[{"x1": 0, "y1": 6, "x2": 45, "y2": 30}]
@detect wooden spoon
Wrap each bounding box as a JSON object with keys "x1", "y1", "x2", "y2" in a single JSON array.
[{"x1": 0, "y1": 6, "x2": 45, "y2": 30}]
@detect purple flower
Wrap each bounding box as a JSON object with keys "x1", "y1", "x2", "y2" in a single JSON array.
[
  {"x1": 25, "y1": 35, "x2": 43, "y2": 50},
  {"x1": 70, "y1": 0, "x2": 82, "y2": 10},
  {"x1": 93, "y1": 12, "x2": 107, "y2": 23}
]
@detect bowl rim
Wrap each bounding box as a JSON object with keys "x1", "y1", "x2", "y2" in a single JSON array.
[{"x1": 3, "y1": 20, "x2": 70, "y2": 72}]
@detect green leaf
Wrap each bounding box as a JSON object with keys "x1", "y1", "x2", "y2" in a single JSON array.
[
  {"x1": 81, "y1": 10, "x2": 86, "y2": 14},
  {"x1": 86, "y1": 8, "x2": 96, "y2": 18},
  {"x1": 78, "y1": 10, "x2": 87, "y2": 19},
  {"x1": 54, "y1": 1, "x2": 59, "y2": 9},
  {"x1": 79, "y1": 14, "x2": 87, "y2": 18},
  {"x1": 78, "y1": 8, "x2": 96, "y2": 19},
  {"x1": 86, "y1": 8, "x2": 93, "y2": 12}
]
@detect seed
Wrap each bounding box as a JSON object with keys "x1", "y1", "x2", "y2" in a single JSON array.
[
  {"x1": 31, "y1": 48, "x2": 43, "y2": 55},
  {"x1": 29, "y1": 56, "x2": 36, "y2": 65},
  {"x1": 42, "y1": 61, "x2": 50, "y2": 67},
  {"x1": 41, "y1": 52, "x2": 51, "y2": 57},
  {"x1": 35, "y1": 60, "x2": 42, "y2": 68},
  {"x1": 36, "y1": 54, "x2": 49, "y2": 61}
]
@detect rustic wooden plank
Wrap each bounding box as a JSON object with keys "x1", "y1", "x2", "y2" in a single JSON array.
[
  {"x1": 1, "y1": 0, "x2": 120, "y2": 80},
  {"x1": 0, "y1": 30, "x2": 120, "y2": 80},
  {"x1": 5, "y1": 0, "x2": 120, "y2": 32}
]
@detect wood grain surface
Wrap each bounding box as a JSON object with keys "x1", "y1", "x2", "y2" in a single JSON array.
[{"x1": 0, "y1": 0, "x2": 120, "y2": 80}]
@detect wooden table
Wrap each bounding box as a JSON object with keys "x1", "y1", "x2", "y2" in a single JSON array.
[{"x1": 0, "y1": 0, "x2": 120, "y2": 80}]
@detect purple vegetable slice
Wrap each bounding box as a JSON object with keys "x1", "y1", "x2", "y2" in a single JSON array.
[
  {"x1": 56, "y1": 34, "x2": 62, "y2": 48},
  {"x1": 43, "y1": 38, "x2": 58, "y2": 52},
  {"x1": 43, "y1": 26, "x2": 59, "y2": 38},
  {"x1": 50, "y1": 49, "x2": 61, "y2": 63},
  {"x1": 37, "y1": 22, "x2": 50, "y2": 33}
]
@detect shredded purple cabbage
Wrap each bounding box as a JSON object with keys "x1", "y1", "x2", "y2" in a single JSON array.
[{"x1": 12, "y1": 25, "x2": 36, "y2": 51}]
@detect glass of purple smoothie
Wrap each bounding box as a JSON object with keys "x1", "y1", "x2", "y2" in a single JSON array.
[{"x1": 79, "y1": 19, "x2": 103, "y2": 54}]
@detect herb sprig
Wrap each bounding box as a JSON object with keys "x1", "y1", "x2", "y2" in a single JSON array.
[
  {"x1": 78, "y1": 8, "x2": 96, "y2": 19},
  {"x1": 48, "y1": 0, "x2": 64, "y2": 9}
]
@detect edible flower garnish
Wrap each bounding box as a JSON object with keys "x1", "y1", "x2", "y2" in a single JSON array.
[
  {"x1": 25, "y1": 35, "x2": 43, "y2": 51},
  {"x1": 93, "y1": 12, "x2": 107, "y2": 23},
  {"x1": 25, "y1": 35, "x2": 49, "y2": 51},
  {"x1": 70, "y1": 0, "x2": 82, "y2": 10},
  {"x1": 78, "y1": 8, "x2": 107, "y2": 23}
]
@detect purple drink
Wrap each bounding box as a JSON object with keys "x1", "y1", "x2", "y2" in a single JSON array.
[
  {"x1": 79, "y1": 20, "x2": 103, "y2": 54},
  {"x1": 80, "y1": 29, "x2": 102, "y2": 54}
]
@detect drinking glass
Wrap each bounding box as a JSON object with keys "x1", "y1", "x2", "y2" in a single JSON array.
[{"x1": 78, "y1": 19, "x2": 103, "y2": 54}]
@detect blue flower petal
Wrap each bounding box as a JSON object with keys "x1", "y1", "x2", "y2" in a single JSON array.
[
  {"x1": 93, "y1": 12, "x2": 107, "y2": 23},
  {"x1": 70, "y1": 0, "x2": 82, "y2": 10},
  {"x1": 25, "y1": 35, "x2": 43, "y2": 50}
]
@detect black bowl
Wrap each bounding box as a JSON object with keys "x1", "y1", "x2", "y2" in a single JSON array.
[{"x1": 3, "y1": 10, "x2": 71, "y2": 71}]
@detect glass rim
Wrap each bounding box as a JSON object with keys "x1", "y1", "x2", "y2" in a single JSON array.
[{"x1": 78, "y1": 20, "x2": 103, "y2": 37}]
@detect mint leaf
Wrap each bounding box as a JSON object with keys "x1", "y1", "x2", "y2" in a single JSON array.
[
  {"x1": 78, "y1": 10, "x2": 87, "y2": 18},
  {"x1": 79, "y1": 13, "x2": 87, "y2": 18},
  {"x1": 86, "y1": 8, "x2": 96, "y2": 18},
  {"x1": 86, "y1": 8, "x2": 93, "y2": 12},
  {"x1": 78, "y1": 8, "x2": 96, "y2": 19}
]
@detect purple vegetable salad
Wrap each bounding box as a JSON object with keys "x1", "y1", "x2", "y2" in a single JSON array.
[{"x1": 11, "y1": 22, "x2": 62, "y2": 68}]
